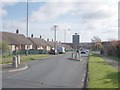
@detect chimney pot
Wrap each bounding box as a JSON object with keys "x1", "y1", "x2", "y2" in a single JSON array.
[
  {"x1": 16, "y1": 29, "x2": 19, "y2": 34},
  {"x1": 47, "y1": 39, "x2": 49, "y2": 41},
  {"x1": 31, "y1": 34, "x2": 33, "y2": 38},
  {"x1": 40, "y1": 35, "x2": 42, "y2": 38}
]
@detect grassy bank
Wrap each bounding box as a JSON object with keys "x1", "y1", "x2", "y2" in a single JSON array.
[
  {"x1": 1, "y1": 54, "x2": 48, "y2": 64},
  {"x1": 88, "y1": 54, "x2": 119, "y2": 88}
]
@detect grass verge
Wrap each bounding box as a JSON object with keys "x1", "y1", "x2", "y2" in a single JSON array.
[
  {"x1": 88, "y1": 54, "x2": 119, "y2": 88},
  {"x1": 1, "y1": 54, "x2": 48, "y2": 64}
]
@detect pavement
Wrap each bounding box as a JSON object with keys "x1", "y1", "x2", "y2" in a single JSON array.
[
  {"x1": 100, "y1": 55, "x2": 119, "y2": 69},
  {"x1": 2, "y1": 52, "x2": 88, "y2": 88},
  {"x1": 102, "y1": 56, "x2": 119, "y2": 70},
  {"x1": 1, "y1": 56, "x2": 51, "y2": 73},
  {"x1": 2, "y1": 63, "x2": 28, "y2": 73}
]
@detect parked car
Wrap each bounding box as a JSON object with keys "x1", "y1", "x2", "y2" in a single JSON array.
[{"x1": 80, "y1": 51, "x2": 88, "y2": 57}]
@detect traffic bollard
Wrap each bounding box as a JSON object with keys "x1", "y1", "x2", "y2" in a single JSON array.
[
  {"x1": 17, "y1": 55, "x2": 20, "y2": 65},
  {"x1": 12, "y1": 56, "x2": 18, "y2": 68},
  {"x1": 71, "y1": 52, "x2": 74, "y2": 59}
]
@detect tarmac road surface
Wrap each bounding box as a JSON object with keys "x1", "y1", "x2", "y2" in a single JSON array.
[{"x1": 2, "y1": 52, "x2": 88, "y2": 88}]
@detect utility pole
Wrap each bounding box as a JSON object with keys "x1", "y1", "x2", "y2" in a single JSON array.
[
  {"x1": 26, "y1": 0, "x2": 29, "y2": 56},
  {"x1": 53, "y1": 25, "x2": 57, "y2": 55}
]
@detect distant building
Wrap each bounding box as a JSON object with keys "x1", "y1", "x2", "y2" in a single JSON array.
[{"x1": 72, "y1": 33, "x2": 79, "y2": 45}]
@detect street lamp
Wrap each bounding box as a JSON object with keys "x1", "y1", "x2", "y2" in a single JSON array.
[
  {"x1": 64, "y1": 29, "x2": 70, "y2": 43},
  {"x1": 53, "y1": 25, "x2": 58, "y2": 55},
  {"x1": 26, "y1": 0, "x2": 29, "y2": 56}
]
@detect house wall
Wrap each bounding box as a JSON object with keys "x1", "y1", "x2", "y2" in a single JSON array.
[
  {"x1": 21, "y1": 45, "x2": 25, "y2": 50},
  {"x1": 37, "y1": 46, "x2": 43, "y2": 50},
  {"x1": 46, "y1": 46, "x2": 51, "y2": 51},
  {"x1": 23, "y1": 45, "x2": 33, "y2": 50},
  {"x1": 9, "y1": 45, "x2": 20, "y2": 51},
  {"x1": 15, "y1": 45, "x2": 19, "y2": 50},
  {"x1": 25, "y1": 45, "x2": 27, "y2": 49},
  {"x1": 32, "y1": 45, "x2": 37, "y2": 50},
  {"x1": 28, "y1": 45, "x2": 33, "y2": 49},
  {"x1": 8, "y1": 45, "x2": 15, "y2": 51}
]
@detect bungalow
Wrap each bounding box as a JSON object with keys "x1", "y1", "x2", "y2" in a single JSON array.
[
  {"x1": 1, "y1": 31, "x2": 33, "y2": 51},
  {"x1": 45, "y1": 40, "x2": 63, "y2": 49},
  {"x1": 45, "y1": 39, "x2": 54, "y2": 49},
  {"x1": 46, "y1": 40, "x2": 72, "y2": 51},
  {"x1": 61, "y1": 44, "x2": 72, "y2": 51},
  {"x1": 28, "y1": 36, "x2": 51, "y2": 51}
]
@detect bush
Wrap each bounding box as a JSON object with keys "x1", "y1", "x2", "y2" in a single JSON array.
[{"x1": 107, "y1": 40, "x2": 120, "y2": 56}]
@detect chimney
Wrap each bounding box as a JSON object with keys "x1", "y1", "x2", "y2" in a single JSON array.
[
  {"x1": 16, "y1": 29, "x2": 19, "y2": 34},
  {"x1": 40, "y1": 35, "x2": 42, "y2": 38},
  {"x1": 47, "y1": 39, "x2": 49, "y2": 41},
  {"x1": 52, "y1": 39, "x2": 53, "y2": 42},
  {"x1": 31, "y1": 34, "x2": 33, "y2": 38}
]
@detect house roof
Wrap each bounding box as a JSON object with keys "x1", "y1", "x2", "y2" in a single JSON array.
[
  {"x1": 62, "y1": 44, "x2": 72, "y2": 49},
  {"x1": 1, "y1": 32, "x2": 33, "y2": 45},
  {"x1": 46, "y1": 41, "x2": 54, "y2": 48},
  {"x1": 28, "y1": 37, "x2": 47, "y2": 46},
  {"x1": 46, "y1": 41, "x2": 72, "y2": 49},
  {"x1": 46, "y1": 41, "x2": 63, "y2": 48}
]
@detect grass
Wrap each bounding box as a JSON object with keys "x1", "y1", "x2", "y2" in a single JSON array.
[
  {"x1": 1, "y1": 54, "x2": 48, "y2": 64},
  {"x1": 88, "y1": 54, "x2": 119, "y2": 88}
]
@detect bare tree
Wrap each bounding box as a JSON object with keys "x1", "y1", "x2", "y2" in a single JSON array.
[{"x1": 91, "y1": 36, "x2": 103, "y2": 51}]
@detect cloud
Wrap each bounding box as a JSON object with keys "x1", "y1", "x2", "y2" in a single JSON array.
[
  {"x1": 11, "y1": 2, "x2": 120, "y2": 41},
  {"x1": 2, "y1": 1, "x2": 119, "y2": 42},
  {"x1": 0, "y1": 0, "x2": 19, "y2": 17},
  {"x1": 30, "y1": 2, "x2": 118, "y2": 24},
  {"x1": 73, "y1": 3, "x2": 117, "y2": 20},
  {"x1": 2, "y1": 20, "x2": 26, "y2": 34},
  {"x1": 1, "y1": 0, "x2": 19, "y2": 6},
  {"x1": 30, "y1": 2, "x2": 74, "y2": 22},
  {"x1": 0, "y1": 8, "x2": 7, "y2": 16}
]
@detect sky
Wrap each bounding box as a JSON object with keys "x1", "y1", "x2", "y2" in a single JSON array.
[{"x1": 1, "y1": 0, "x2": 119, "y2": 43}]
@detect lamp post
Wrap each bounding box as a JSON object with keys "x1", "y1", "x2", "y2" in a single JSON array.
[
  {"x1": 53, "y1": 25, "x2": 58, "y2": 55},
  {"x1": 26, "y1": 0, "x2": 29, "y2": 56},
  {"x1": 64, "y1": 29, "x2": 70, "y2": 43}
]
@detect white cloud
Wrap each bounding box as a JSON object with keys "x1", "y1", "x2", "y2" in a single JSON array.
[
  {"x1": 1, "y1": 0, "x2": 18, "y2": 3},
  {"x1": 0, "y1": 0, "x2": 19, "y2": 17},
  {"x1": 2, "y1": 0, "x2": 119, "y2": 42},
  {"x1": 0, "y1": 8, "x2": 7, "y2": 16},
  {"x1": 1, "y1": 0, "x2": 19, "y2": 6},
  {"x1": 30, "y1": 2, "x2": 74, "y2": 22},
  {"x1": 2, "y1": 20, "x2": 27, "y2": 35},
  {"x1": 30, "y1": 2, "x2": 118, "y2": 23}
]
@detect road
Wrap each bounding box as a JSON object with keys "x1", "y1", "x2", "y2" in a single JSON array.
[{"x1": 2, "y1": 52, "x2": 88, "y2": 88}]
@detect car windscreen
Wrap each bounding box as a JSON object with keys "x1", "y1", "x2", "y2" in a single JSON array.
[{"x1": 81, "y1": 52, "x2": 86, "y2": 54}]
